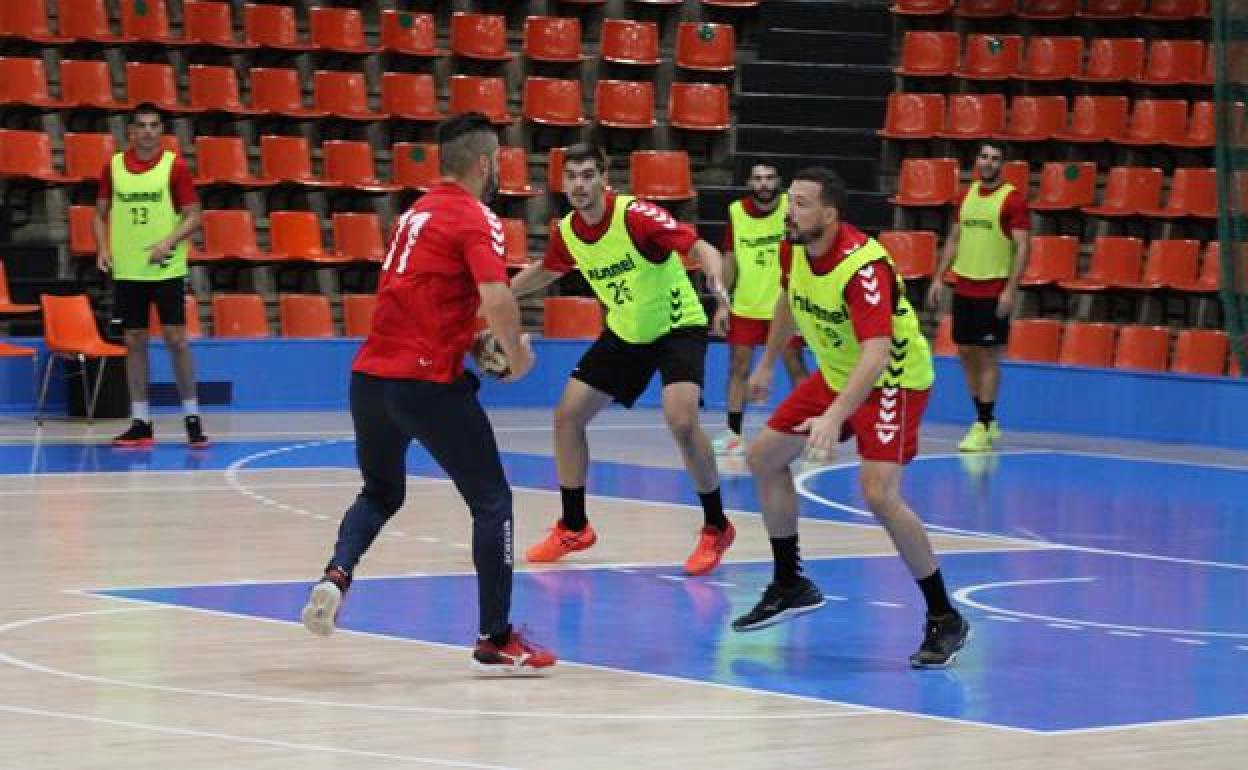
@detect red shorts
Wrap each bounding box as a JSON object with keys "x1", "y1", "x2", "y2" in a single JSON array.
[
  {"x1": 726, "y1": 313, "x2": 803, "y2": 349},
  {"x1": 766, "y1": 371, "x2": 930, "y2": 464}
]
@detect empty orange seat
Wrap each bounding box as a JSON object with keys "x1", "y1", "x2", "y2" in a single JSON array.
[
  {"x1": 1175, "y1": 100, "x2": 1214, "y2": 148},
  {"x1": 68, "y1": 205, "x2": 98, "y2": 256},
  {"x1": 35, "y1": 294, "x2": 128, "y2": 422},
  {"x1": 314, "y1": 71, "x2": 383, "y2": 121},
  {"x1": 121, "y1": 0, "x2": 180, "y2": 43},
  {"x1": 1079, "y1": 0, "x2": 1143, "y2": 18},
  {"x1": 0, "y1": 0, "x2": 68, "y2": 43},
  {"x1": 499, "y1": 147, "x2": 540, "y2": 197},
  {"x1": 896, "y1": 31, "x2": 959, "y2": 77},
  {"x1": 198, "y1": 209, "x2": 269, "y2": 262},
  {"x1": 1120, "y1": 99, "x2": 1189, "y2": 146},
  {"x1": 249, "y1": 67, "x2": 327, "y2": 118},
  {"x1": 878, "y1": 92, "x2": 945, "y2": 139},
  {"x1": 1017, "y1": 0, "x2": 1077, "y2": 19},
  {"x1": 448, "y1": 75, "x2": 512, "y2": 124},
  {"x1": 668, "y1": 82, "x2": 731, "y2": 131},
  {"x1": 1075, "y1": 38, "x2": 1146, "y2": 83},
  {"x1": 212, "y1": 293, "x2": 270, "y2": 337},
  {"x1": 1170, "y1": 242, "x2": 1220, "y2": 293},
  {"x1": 675, "y1": 22, "x2": 736, "y2": 72},
  {"x1": 877, "y1": 231, "x2": 937, "y2": 280},
  {"x1": 523, "y1": 77, "x2": 586, "y2": 127},
  {"x1": 1059, "y1": 322, "x2": 1118, "y2": 367},
  {"x1": 269, "y1": 211, "x2": 336, "y2": 263},
  {"x1": 1083, "y1": 167, "x2": 1164, "y2": 217},
  {"x1": 1054, "y1": 95, "x2": 1129, "y2": 143},
  {"x1": 279, "y1": 294, "x2": 335, "y2": 337},
  {"x1": 342, "y1": 294, "x2": 377, "y2": 336},
  {"x1": 1113, "y1": 325, "x2": 1169, "y2": 371},
  {"x1": 391, "y1": 142, "x2": 441, "y2": 190},
  {"x1": 0, "y1": 57, "x2": 63, "y2": 108},
  {"x1": 1124, "y1": 238, "x2": 1201, "y2": 290},
  {"x1": 932, "y1": 316, "x2": 956, "y2": 356},
  {"x1": 126, "y1": 62, "x2": 198, "y2": 113},
  {"x1": 996, "y1": 95, "x2": 1066, "y2": 142},
  {"x1": 601, "y1": 19, "x2": 660, "y2": 66},
  {"x1": 243, "y1": 3, "x2": 311, "y2": 50},
  {"x1": 1139, "y1": 0, "x2": 1204, "y2": 19},
  {"x1": 938, "y1": 93, "x2": 1007, "y2": 140},
  {"x1": 502, "y1": 219, "x2": 529, "y2": 267},
  {"x1": 149, "y1": 295, "x2": 202, "y2": 338},
  {"x1": 997, "y1": 160, "x2": 1031, "y2": 194},
  {"x1": 1015, "y1": 36, "x2": 1083, "y2": 81},
  {"x1": 0, "y1": 129, "x2": 64, "y2": 182},
  {"x1": 184, "y1": 1, "x2": 252, "y2": 49},
  {"x1": 309, "y1": 7, "x2": 376, "y2": 54},
  {"x1": 956, "y1": 34, "x2": 1022, "y2": 80},
  {"x1": 1007, "y1": 318, "x2": 1063, "y2": 362},
  {"x1": 381, "y1": 72, "x2": 443, "y2": 122},
  {"x1": 1021, "y1": 235, "x2": 1079, "y2": 286},
  {"x1": 332, "y1": 212, "x2": 385, "y2": 262},
  {"x1": 260, "y1": 135, "x2": 329, "y2": 187},
  {"x1": 451, "y1": 12, "x2": 512, "y2": 61},
  {"x1": 62, "y1": 58, "x2": 125, "y2": 108},
  {"x1": 524, "y1": 16, "x2": 585, "y2": 63},
  {"x1": 955, "y1": 0, "x2": 1016, "y2": 17},
  {"x1": 188, "y1": 64, "x2": 261, "y2": 115},
  {"x1": 1171, "y1": 329, "x2": 1228, "y2": 375},
  {"x1": 630, "y1": 151, "x2": 694, "y2": 200},
  {"x1": 889, "y1": 158, "x2": 960, "y2": 206},
  {"x1": 1059, "y1": 236, "x2": 1144, "y2": 292},
  {"x1": 543, "y1": 297, "x2": 603, "y2": 339},
  {"x1": 1134, "y1": 39, "x2": 1203, "y2": 85},
  {"x1": 547, "y1": 147, "x2": 567, "y2": 194},
  {"x1": 322, "y1": 140, "x2": 401, "y2": 193},
  {"x1": 59, "y1": 0, "x2": 129, "y2": 43},
  {"x1": 194, "y1": 136, "x2": 272, "y2": 188},
  {"x1": 596, "y1": 80, "x2": 656, "y2": 129},
  {"x1": 890, "y1": 0, "x2": 953, "y2": 14},
  {"x1": 1141, "y1": 168, "x2": 1216, "y2": 219},
  {"x1": 379, "y1": 10, "x2": 440, "y2": 56},
  {"x1": 62, "y1": 132, "x2": 117, "y2": 182}
]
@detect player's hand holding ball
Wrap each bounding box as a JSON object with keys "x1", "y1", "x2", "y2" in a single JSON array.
[{"x1": 472, "y1": 330, "x2": 534, "y2": 382}]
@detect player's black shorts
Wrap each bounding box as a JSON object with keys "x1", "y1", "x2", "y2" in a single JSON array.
[
  {"x1": 952, "y1": 293, "x2": 1010, "y2": 347},
  {"x1": 571, "y1": 325, "x2": 707, "y2": 408},
  {"x1": 114, "y1": 277, "x2": 187, "y2": 331}
]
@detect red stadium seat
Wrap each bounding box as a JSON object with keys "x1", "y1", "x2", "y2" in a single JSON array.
[
  {"x1": 877, "y1": 231, "x2": 937, "y2": 280},
  {"x1": 1053, "y1": 95, "x2": 1130, "y2": 143},
  {"x1": 543, "y1": 297, "x2": 603, "y2": 339},
  {"x1": 1171, "y1": 329, "x2": 1228, "y2": 375},
  {"x1": 879, "y1": 92, "x2": 945, "y2": 139},
  {"x1": 630, "y1": 151, "x2": 694, "y2": 200},
  {"x1": 1059, "y1": 322, "x2": 1117, "y2": 367},
  {"x1": 212, "y1": 293, "x2": 269, "y2": 337},
  {"x1": 499, "y1": 147, "x2": 541, "y2": 197},
  {"x1": 381, "y1": 72, "x2": 444, "y2": 122},
  {"x1": 249, "y1": 67, "x2": 327, "y2": 118},
  {"x1": 601, "y1": 19, "x2": 660, "y2": 66},
  {"x1": 596, "y1": 80, "x2": 656, "y2": 130},
  {"x1": 63, "y1": 132, "x2": 117, "y2": 183},
  {"x1": 1113, "y1": 325, "x2": 1170, "y2": 371},
  {"x1": 955, "y1": 34, "x2": 1022, "y2": 80},
  {"x1": 996, "y1": 95, "x2": 1066, "y2": 142},
  {"x1": 522, "y1": 77, "x2": 586, "y2": 127},
  {"x1": 379, "y1": 10, "x2": 440, "y2": 57},
  {"x1": 314, "y1": 71, "x2": 383, "y2": 121},
  {"x1": 448, "y1": 75, "x2": 512, "y2": 124},
  {"x1": 279, "y1": 294, "x2": 335, "y2": 337},
  {"x1": 1075, "y1": 38, "x2": 1146, "y2": 83},
  {"x1": 0, "y1": 57, "x2": 64, "y2": 108},
  {"x1": 896, "y1": 31, "x2": 959, "y2": 77},
  {"x1": 309, "y1": 7, "x2": 377, "y2": 54},
  {"x1": 668, "y1": 83, "x2": 731, "y2": 131},
  {"x1": 675, "y1": 22, "x2": 736, "y2": 72},
  {"x1": 243, "y1": 3, "x2": 311, "y2": 50},
  {"x1": 1015, "y1": 36, "x2": 1083, "y2": 81},
  {"x1": 342, "y1": 294, "x2": 377, "y2": 336},
  {"x1": 937, "y1": 93, "x2": 1007, "y2": 140},
  {"x1": 1059, "y1": 236, "x2": 1144, "y2": 292},
  {"x1": 1021, "y1": 235, "x2": 1079, "y2": 286},
  {"x1": 1006, "y1": 318, "x2": 1063, "y2": 362},
  {"x1": 889, "y1": 158, "x2": 960, "y2": 207},
  {"x1": 1082, "y1": 168, "x2": 1164, "y2": 217},
  {"x1": 450, "y1": 12, "x2": 512, "y2": 61},
  {"x1": 332, "y1": 212, "x2": 386, "y2": 262},
  {"x1": 524, "y1": 16, "x2": 585, "y2": 63}
]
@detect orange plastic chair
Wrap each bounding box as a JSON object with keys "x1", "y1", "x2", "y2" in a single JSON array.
[
  {"x1": 62, "y1": 132, "x2": 117, "y2": 183},
  {"x1": 381, "y1": 72, "x2": 443, "y2": 121},
  {"x1": 1015, "y1": 36, "x2": 1083, "y2": 81},
  {"x1": 996, "y1": 160, "x2": 1031, "y2": 194},
  {"x1": 60, "y1": 59, "x2": 123, "y2": 109},
  {"x1": 314, "y1": 71, "x2": 382, "y2": 121},
  {"x1": 877, "y1": 231, "x2": 937, "y2": 280},
  {"x1": 194, "y1": 136, "x2": 273, "y2": 188},
  {"x1": 269, "y1": 212, "x2": 337, "y2": 263},
  {"x1": 601, "y1": 19, "x2": 660, "y2": 66},
  {"x1": 211, "y1": 293, "x2": 270, "y2": 337},
  {"x1": 59, "y1": 0, "x2": 129, "y2": 43},
  {"x1": 502, "y1": 219, "x2": 530, "y2": 267},
  {"x1": 1053, "y1": 95, "x2": 1130, "y2": 143},
  {"x1": 1059, "y1": 322, "x2": 1118, "y2": 367},
  {"x1": 0, "y1": 262, "x2": 38, "y2": 315},
  {"x1": 379, "y1": 10, "x2": 439, "y2": 56},
  {"x1": 1140, "y1": 0, "x2": 1203, "y2": 19},
  {"x1": 188, "y1": 64, "x2": 261, "y2": 115},
  {"x1": 1170, "y1": 242, "x2": 1220, "y2": 293},
  {"x1": 675, "y1": 22, "x2": 736, "y2": 72},
  {"x1": 1171, "y1": 329, "x2": 1228, "y2": 375},
  {"x1": 322, "y1": 141, "x2": 401, "y2": 193},
  {"x1": 448, "y1": 75, "x2": 512, "y2": 124},
  {"x1": 243, "y1": 3, "x2": 311, "y2": 50},
  {"x1": 391, "y1": 142, "x2": 441, "y2": 191},
  {"x1": 0, "y1": 0, "x2": 68, "y2": 43},
  {"x1": 1126, "y1": 239, "x2": 1201, "y2": 290},
  {"x1": 543, "y1": 297, "x2": 603, "y2": 339},
  {"x1": 955, "y1": 0, "x2": 1016, "y2": 17},
  {"x1": 0, "y1": 129, "x2": 65, "y2": 182},
  {"x1": 342, "y1": 294, "x2": 377, "y2": 336},
  {"x1": 523, "y1": 77, "x2": 586, "y2": 127},
  {"x1": 1192, "y1": 41, "x2": 1214, "y2": 85},
  {"x1": 1079, "y1": 0, "x2": 1143, "y2": 18},
  {"x1": 0, "y1": 57, "x2": 64, "y2": 108},
  {"x1": 198, "y1": 209, "x2": 270, "y2": 262},
  {"x1": 450, "y1": 12, "x2": 512, "y2": 61},
  {"x1": 938, "y1": 93, "x2": 1007, "y2": 140},
  {"x1": 68, "y1": 205, "x2": 98, "y2": 257},
  {"x1": 890, "y1": 0, "x2": 953, "y2": 14},
  {"x1": 1083, "y1": 167, "x2": 1164, "y2": 217},
  {"x1": 1021, "y1": 235, "x2": 1079, "y2": 286},
  {"x1": 1141, "y1": 168, "x2": 1216, "y2": 219},
  {"x1": 309, "y1": 7, "x2": 376, "y2": 54},
  {"x1": 956, "y1": 34, "x2": 1022, "y2": 80},
  {"x1": 932, "y1": 316, "x2": 956, "y2": 356},
  {"x1": 279, "y1": 294, "x2": 335, "y2": 337},
  {"x1": 1006, "y1": 319, "x2": 1063, "y2": 362},
  {"x1": 36, "y1": 294, "x2": 129, "y2": 422},
  {"x1": 878, "y1": 92, "x2": 945, "y2": 139},
  {"x1": 249, "y1": 67, "x2": 327, "y2": 118},
  {"x1": 596, "y1": 80, "x2": 656, "y2": 129},
  {"x1": 120, "y1": 0, "x2": 181, "y2": 43},
  {"x1": 149, "y1": 295, "x2": 203, "y2": 338},
  {"x1": 889, "y1": 158, "x2": 960, "y2": 206},
  {"x1": 332, "y1": 213, "x2": 385, "y2": 262},
  {"x1": 499, "y1": 147, "x2": 540, "y2": 197},
  {"x1": 668, "y1": 83, "x2": 731, "y2": 131},
  {"x1": 1059, "y1": 236, "x2": 1144, "y2": 292},
  {"x1": 547, "y1": 147, "x2": 567, "y2": 194},
  {"x1": 630, "y1": 151, "x2": 694, "y2": 200},
  {"x1": 1017, "y1": 0, "x2": 1077, "y2": 18},
  {"x1": 895, "y1": 31, "x2": 959, "y2": 77},
  {"x1": 1113, "y1": 325, "x2": 1170, "y2": 371},
  {"x1": 1175, "y1": 100, "x2": 1214, "y2": 148},
  {"x1": 1075, "y1": 38, "x2": 1146, "y2": 83},
  {"x1": 1119, "y1": 99, "x2": 1189, "y2": 146},
  {"x1": 1134, "y1": 39, "x2": 1203, "y2": 86},
  {"x1": 185, "y1": 1, "x2": 252, "y2": 49},
  {"x1": 524, "y1": 16, "x2": 585, "y2": 63},
  {"x1": 126, "y1": 62, "x2": 198, "y2": 113},
  {"x1": 259, "y1": 135, "x2": 330, "y2": 187},
  {"x1": 996, "y1": 95, "x2": 1066, "y2": 142}
]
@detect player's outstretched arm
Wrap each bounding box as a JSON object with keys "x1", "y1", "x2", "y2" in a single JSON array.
[
  {"x1": 478, "y1": 281, "x2": 534, "y2": 381},
  {"x1": 509, "y1": 262, "x2": 563, "y2": 299}
]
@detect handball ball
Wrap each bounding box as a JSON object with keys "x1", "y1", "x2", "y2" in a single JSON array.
[{"x1": 472, "y1": 330, "x2": 511, "y2": 378}]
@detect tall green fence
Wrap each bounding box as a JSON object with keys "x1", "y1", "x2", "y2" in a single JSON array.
[{"x1": 1215, "y1": 1, "x2": 1248, "y2": 375}]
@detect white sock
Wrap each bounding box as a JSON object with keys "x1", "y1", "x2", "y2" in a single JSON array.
[
  {"x1": 131, "y1": 402, "x2": 150, "y2": 422},
  {"x1": 182, "y1": 398, "x2": 199, "y2": 416}
]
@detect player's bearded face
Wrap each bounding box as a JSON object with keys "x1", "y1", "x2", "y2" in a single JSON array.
[
  {"x1": 784, "y1": 180, "x2": 834, "y2": 245},
  {"x1": 976, "y1": 149, "x2": 1003, "y2": 184},
  {"x1": 749, "y1": 172, "x2": 779, "y2": 204}
]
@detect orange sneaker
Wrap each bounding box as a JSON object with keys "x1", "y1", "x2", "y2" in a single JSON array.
[
  {"x1": 525, "y1": 521, "x2": 597, "y2": 563},
  {"x1": 472, "y1": 628, "x2": 557, "y2": 675},
  {"x1": 684, "y1": 521, "x2": 736, "y2": 576}
]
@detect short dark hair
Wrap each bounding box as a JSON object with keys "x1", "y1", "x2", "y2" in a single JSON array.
[
  {"x1": 563, "y1": 142, "x2": 608, "y2": 173},
  {"x1": 978, "y1": 139, "x2": 1009, "y2": 160},
  {"x1": 130, "y1": 103, "x2": 164, "y2": 126},
  {"x1": 792, "y1": 166, "x2": 848, "y2": 214},
  {"x1": 748, "y1": 162, "x2": 779, "y2": 177},
  {"x1": 436, "y1": 112, "x2": 498, "y2": 176}
]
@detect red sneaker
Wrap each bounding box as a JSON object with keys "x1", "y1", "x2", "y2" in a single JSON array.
[
  {"x1": 472, "y1": 628, "x2": 557, "y2": 675},
  {"x1": 684, "y1": 521, "x2": 736, "y2": 576},
  {"x1": 111, "y1": 419, "x2": 154, "y2": 448},
  {"x1": 525, "y1": 521, "x2": 597, "y2": 563}
]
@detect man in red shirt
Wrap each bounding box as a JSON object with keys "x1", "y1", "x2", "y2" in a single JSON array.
[
  {"x1": 926, "y1": 140, "x2": 1031, "y2": 452},
  {"x1": 301, "y1": 113, "x2": 555, "y2": 675}
]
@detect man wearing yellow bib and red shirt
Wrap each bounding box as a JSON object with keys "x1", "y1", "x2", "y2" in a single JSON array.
[
  {"x1": 927, "y1": 140, "x2": 1031, "y2": 453},
  {"x1": 94, "y1": 104, "x2": 207, "y2": 448},
  {"x1": 735, "y1": 167, "x2": 969, "y2": 669}
]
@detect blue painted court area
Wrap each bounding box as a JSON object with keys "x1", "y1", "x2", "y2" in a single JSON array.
[{"x1": 9, "y1": 440, "x2": 1248, "y2": 732}]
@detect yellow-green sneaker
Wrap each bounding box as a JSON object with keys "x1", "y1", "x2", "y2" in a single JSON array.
[
  {"x1": 958, "y1": 422, "x2": 993, "y2": 452},
  {"x1": 987, "y1": 420, "x2": 1002, "y2": 443}
]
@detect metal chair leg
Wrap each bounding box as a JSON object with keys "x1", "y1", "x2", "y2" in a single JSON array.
[
  {"x1": 35, "y1": 353, "x2": 60, "y2": 426},
  {"x1": 87, "y1": 356, "x2": 109, "y2": 424}
]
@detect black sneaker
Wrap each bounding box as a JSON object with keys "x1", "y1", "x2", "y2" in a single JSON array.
[
  {"x1": 112, "y1": 419, "x2": 154, "y2": 448},
  {"x1": 185, "y1": 415, "x2": 209, "y2": 448},
  {"x1": 301, "y1": 566, "x2": 351, "y2": 637},
  {"x1": 909, "y1": 612, "x2": 970, "y2": 669},
  {"x1": 731, "y1": 577, "x2": 826, "y2": 632}
]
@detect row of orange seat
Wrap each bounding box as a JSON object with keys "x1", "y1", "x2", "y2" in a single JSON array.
[
  {"x1": 934, "y1": 317, "x2": 1236, "y2": 376},
  {"x1": 898, "y1": 33, "x2": 1213, "y2": 84},
  {"x1": 890, "y1": 158, "x2": 1224, "y2": 219},
  {"x1": 0, "y1": 3, "x2": 739, "y2": 71},
  {"x1": 891, "y1": 0, "x2": 1209, "y2": 21}
]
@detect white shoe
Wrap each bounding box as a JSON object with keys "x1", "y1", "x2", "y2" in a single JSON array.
[
  {"x1": 712, "y1": 430, "x2": 744, "y2": 456},
  {"x1": 301, "y1": 580, "x2": 343, "y2": 637}
]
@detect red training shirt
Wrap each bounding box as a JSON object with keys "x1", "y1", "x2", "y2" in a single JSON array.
[
  {"x1": 353, "y1": 182, "x2": 509, "y2": 382},
  {"x1": 953, "y1": 183, "x2": 1031, "y2": 298},
  {"x1": 542, "y1": 193, "x2": 699, "y2": 274},
  {"x1": 779, "y1": 223, "x2": 896, "y2": 342},
  {"x1": 97, "y1": 149, "x2": 198, "y2": 209}
]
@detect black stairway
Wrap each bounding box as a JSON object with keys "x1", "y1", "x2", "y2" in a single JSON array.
[{"x1": 698, "y1": 0, "x2": 893, "y2": 238}]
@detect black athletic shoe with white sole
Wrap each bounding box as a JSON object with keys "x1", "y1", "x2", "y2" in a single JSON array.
[
  {"x1": 731, "y1": 578, "x2": 826, "y2": 632},
  {"x1": 909, "y1": 611, "x2": 970, "y2": 668}
]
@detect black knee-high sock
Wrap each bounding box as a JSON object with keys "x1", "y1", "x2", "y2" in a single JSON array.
[
  {"x1": 917, "y1": 569, "x2": 955, "y2": 616},
  {"x1": 727, "y1": 411, "x2": 744, "y2": 435},
  {"x1": 560, "y1": 486, "x2": 588, "y2": 531},
  {"x1": 699, "y1": 488, "x2": 729, "y2": 530},
  {"x1": 771, "y1": 535, "x2": 802, "y2": 586},
  {"x1": 974, "y1": 399, "x2": 995, "y2": 426}
]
